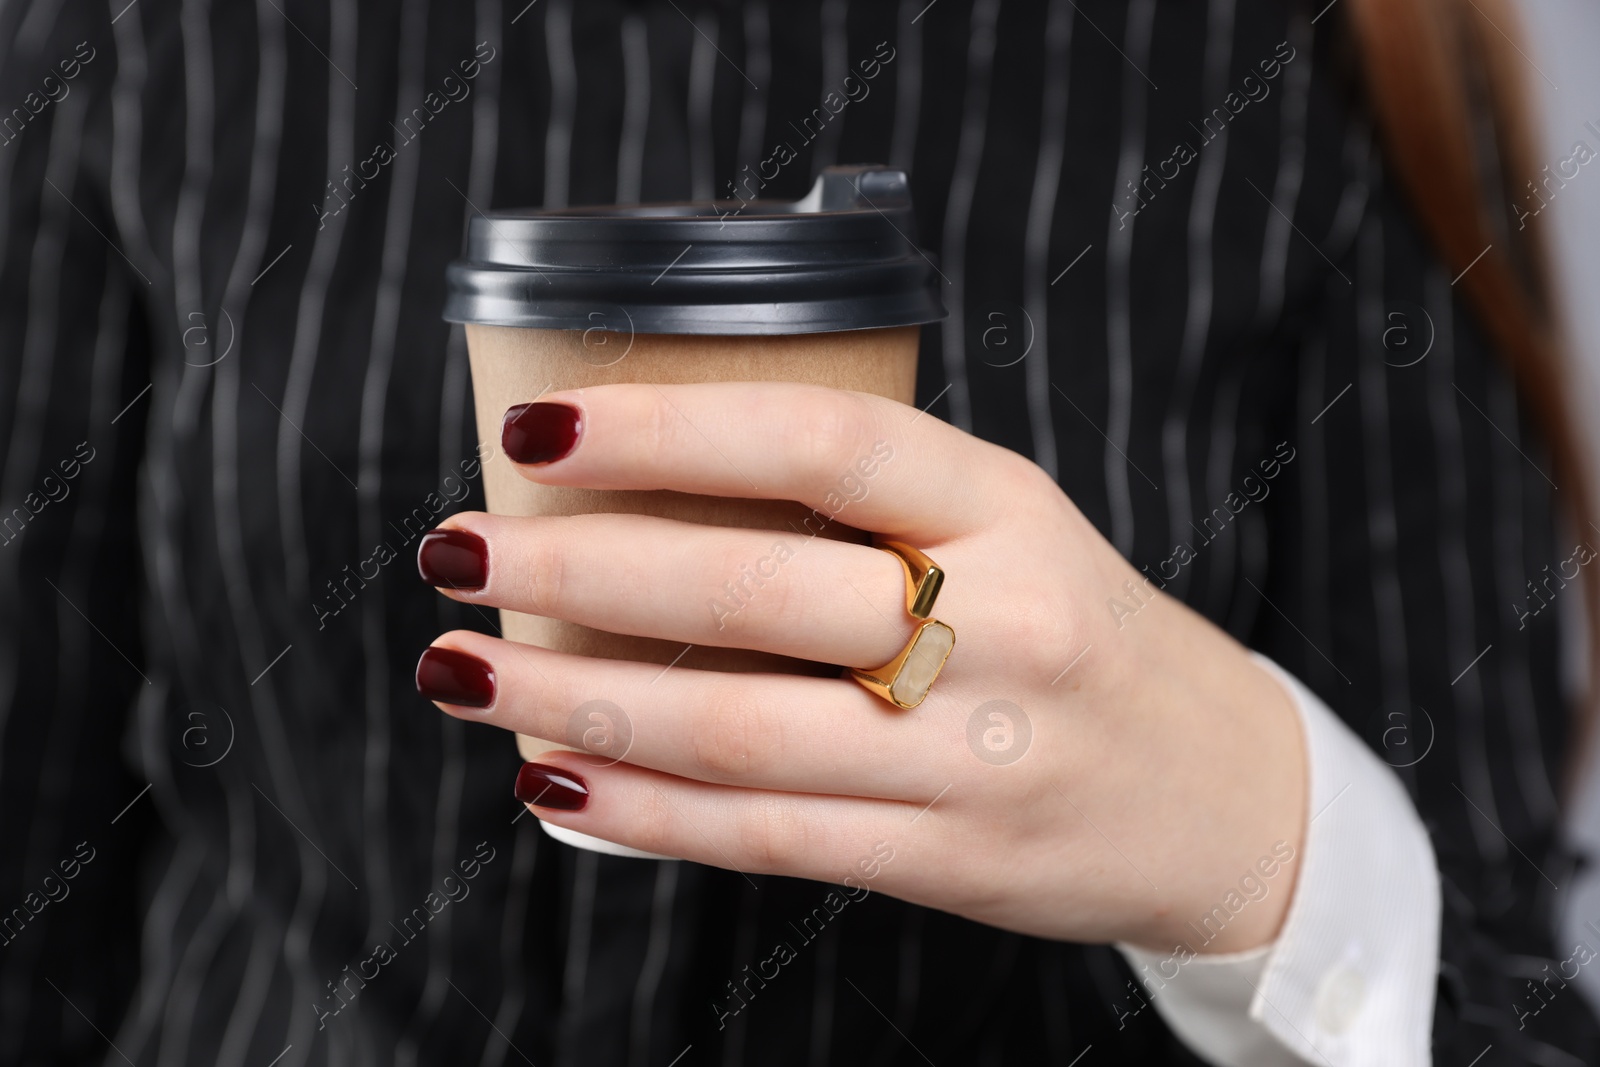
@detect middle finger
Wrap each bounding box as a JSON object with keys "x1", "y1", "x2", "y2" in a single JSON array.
[{"x1": 420, "y1": 511, "x2": 919, "y2": 669}]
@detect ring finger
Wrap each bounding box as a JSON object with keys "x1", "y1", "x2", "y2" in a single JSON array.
[{"x1": 419, "y1": 629, "x2": 952, "y2": 801}]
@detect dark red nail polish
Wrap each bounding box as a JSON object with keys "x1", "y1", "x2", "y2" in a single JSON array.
[
  {"x1": 417, "y1": 528, "x2": 488, "y2": 590},
  {"x1": 415, "y1": 646, "x2": 495, "y2": 708},
  {"x1": 502, "y1": 402, "x2": 581, "y2": 465},
  {"x1": 515, "y1": 762, "x2": 589, "y2": 811}
]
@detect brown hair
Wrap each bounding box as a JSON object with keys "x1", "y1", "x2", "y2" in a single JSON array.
[{"x1": 1344, "y1": 0, "x2": 1597, "y2": 788}]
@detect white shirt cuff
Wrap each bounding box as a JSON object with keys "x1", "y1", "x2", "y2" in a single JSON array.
[{"x1": 1116, "y1": 653, "x2": 1441, "y2": 1066}]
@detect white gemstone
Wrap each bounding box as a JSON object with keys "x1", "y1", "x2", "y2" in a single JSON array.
[{"x1": 891, "y1": 621, "x2": 954, "y2": 707}]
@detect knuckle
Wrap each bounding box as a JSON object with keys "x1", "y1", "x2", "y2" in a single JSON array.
[
  {"x1": 519, "y1": 536, "x2": 569, "y2": 618},
  {"x1": 1011, "y1": 598, "x2": 1081, "y2": 680},
  {"x1": 737, "y1": 796, "x2": 810, "y2": 871},
  {"x1": 995, "y1": 447, "x2": 1055, "y2": 500},
  {"x1": 788, "y1": 390, "x2": 874, "y2": 484},
  {"x1": 704, "y1": 537, "x2": 804, "y2": 639},
  {"x1": 689, "y1": 687, "x2": 776, "y2": 782},
  {"x1": 636, "y1": 390, "x2": 690, "y2": 478},
  {"x1": 632, "y1": 785, "x2": 679, "y2": 856}
]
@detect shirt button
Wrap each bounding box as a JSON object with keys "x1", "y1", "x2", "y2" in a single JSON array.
[{"x1": 1315, "y1": 966, "x2": 1366, "y2": 1034}]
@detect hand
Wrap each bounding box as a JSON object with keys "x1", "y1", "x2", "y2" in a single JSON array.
[{"x1": 416, "y1": 382, "x2": 1307, "y2": 954}]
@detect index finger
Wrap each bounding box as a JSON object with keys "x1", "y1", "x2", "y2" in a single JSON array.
[{"x1": 496, "y1": 381, "x2": 1026, "y2": 541}]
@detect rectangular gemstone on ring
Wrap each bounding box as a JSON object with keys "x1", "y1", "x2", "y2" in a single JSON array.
[{"x1": 891, "y1": 621, "x2": 955, "y2": 707}]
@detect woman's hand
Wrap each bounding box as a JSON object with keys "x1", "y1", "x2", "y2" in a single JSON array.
[{"x1": 416, "y1": 382, "x2": 1307, "y2": 955}]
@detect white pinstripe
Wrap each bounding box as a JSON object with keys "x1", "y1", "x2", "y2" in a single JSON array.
[
  {"x1": 543, "y1": 0, "x2": 576, "y2": 209},
  {"x1": 178, "y1": 3, "x2": 294, "y2": 1061},
  {"x1": 617, "y1": 13, "x2": 651, "y2": 205},
  {"x1": 457, "y1": 8, "x2": 525, "y2": 1057},
  {"x1": 1198, "y1": 367, "x2": 1247, "y2": 624},
  {"x1": 168, "y1": 0, "x2": 220, "y2": 454},
  {"x1": 116, "y1": 824, "x2": 208, "y2": 1063},
  {"x1": 0, "y1": 8, "x2": 30, "y2": 265},
  {"x1": 398, "y1": 350, "x2": 477, "y2": 1067},
  {"x1": 400, "y1": 10, "x2": 504, "y2": 1063},
  {"x1": 0, "y1": 76, "x2": 84, "y2": 787},
  {"x1": 1354, "y1": 204, "x2": 1426, "y2": 801},
  {"x1": 277, "y1": 0, "x2": 361, "y2": 608},
  {"x1": 171, "y1": 0, "x2": 212, "y2": 333},
  {"x1": 206, "y1": 2, "x2": 328, "y2": 1062},
  {"x1": 936, "y1": 0, "x2": 1003, "y2": 433},
  {"x1": 1298, "y1": 327, "x2": 1335, "y2": 695},
  {"x1": 1160, "y1": 0, "x2": 1233, "y2": 601},
  {"x1": 103, "y1": 0, "x2": 161, "y2": 282},
  {"x1": 561, "y1": 849, "x2": 602, "y2": 1052},
  {"x1": 13, "y1": 0, "x2": 67, "y2": 54},
  {"x1": 1220, "y1": 5, "x2": 1312, "y2": 635},
  {"x1": 0, "y1": 93, "x2": 101, "y2": 1051},
  {"x1": 357, "y1": 0, "x2": 435, "y2": 963},
  {"x1": 100, "y1": 9, "x2": 214, "y2": 1061},
  {"x1": 1255, "y1": 8, "x2": 1313, "y2": 327},
  {"x1": 1324, "y1": 121, "x2": 1375, "y2": 267},
  {"x1": 811, "y1": 0, "x2": 848, "y2": 171},
  {"x1": 473, "y1": 9, "x2": 530, "y2": 1060},
  {"x1": 468, "y1": 0, "x2": 505, "y2": 214},
  {"x1": 888, "y1": 0, "x2": 922, "y2": 174},
  {"x1": 481, "y1": 821, "x2": 540, "y2": 1067},
  {"x1": 21, "y1": 265, "x2": 129, "y2": 976},
  {"x1": 1294, "y1": 122, "x2": 1373, "y2": 702},
  {"x1": 0, "y1": 11, "x2": 48, "y2": 845},
  {"x1": 156, "y1": 880, "x2": 234, "y2": 1067},
  {"x1": 1485, "y1": 353, "x2": 1561, "y2": 823},
  {"x1": 628, "y1": 860, "x2": 681, "y2": 1067},
  {"x1": 688, "y1": 10, "x2": 719, "y2": 202},
  {"x1": 1426, "y1": 266, "x2": 1511, "y2": 868},
  {"x1": 734, "y1": 0, "x2": 770, "y2": 182},
  {"x1": 1021, "y1": 0, "x2": 1073, "y2": 481},
  {"x1": 1102, "y1": 0, "x2": 1157, "y2": 558},
  {"x1": 204, "y1": 788, "x2": 272, "y2": 1065},
  {"x1": 252, "y1": 3, "x2": 365, "y2": 1062}
]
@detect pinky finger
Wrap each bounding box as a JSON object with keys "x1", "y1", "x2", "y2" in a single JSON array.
[{"x1": 516, "y1": 752, "x2": 924, "y2": 891}]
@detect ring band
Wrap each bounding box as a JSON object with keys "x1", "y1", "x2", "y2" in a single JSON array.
[
  {"x1": 849, "y1": 542, "x2": 955, "y2": 709},
  {"x1": 880, "y1": 540, "x2": 944, "y2": 619}
]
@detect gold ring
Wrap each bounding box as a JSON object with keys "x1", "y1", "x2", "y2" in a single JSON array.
[{"x1": 849, "y1": 542, "x2": 954, "y2": 709}]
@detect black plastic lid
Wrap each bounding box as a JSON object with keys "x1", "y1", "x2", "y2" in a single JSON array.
[{"x1": 443, "y1": 165, "x2": 947, "y2": 335}]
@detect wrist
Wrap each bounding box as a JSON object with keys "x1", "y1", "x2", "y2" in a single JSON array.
[{"x1": 1118, "y1": 595, "x2": 1308, "y2": 954}]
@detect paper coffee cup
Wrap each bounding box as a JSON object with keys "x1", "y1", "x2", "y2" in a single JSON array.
[{"x1": 444, "y1": 166, "x2": 946, "y2": 856}]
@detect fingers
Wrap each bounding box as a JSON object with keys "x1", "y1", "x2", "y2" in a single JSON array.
[
  {"x1": 420, "y1": 511, "x2": 915, "y2": 670},
  {"x1": 418, "y1": 629, "x2": 950, "y2": 802},
  {"x1": 513, "y1": 750, "x2": 929, "y2": 891},
  {"x1": 496, "y1": 382, "x2": 1027, "y2": 542}
]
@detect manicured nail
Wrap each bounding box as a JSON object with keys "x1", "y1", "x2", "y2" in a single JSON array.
[
  {"x1": 417, "y1": 527, "x2": 488, "y2": 590},
  {"x1": 415, "y1": 646, "x2": 495, "y2": 708},
  {"x1": 515, "y1": 762, "x2": 589, "y2": 811},
  {"x1": 502, "y1": 402, "x2": 581, "y2": 465}
]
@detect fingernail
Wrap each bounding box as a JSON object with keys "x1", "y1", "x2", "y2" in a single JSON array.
[
  {"x1": 415, "y1": 646, "x2": 495, "y2": 708},
  {"x1": 515, "y1": 762, "x2": 589, "y2": 811},
  {"x1": 417, "y1": 528, "x2": 488, "y2": 590},
  {"x1": 502, "y1": 402, "x2": 581, "y2": 465}
]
